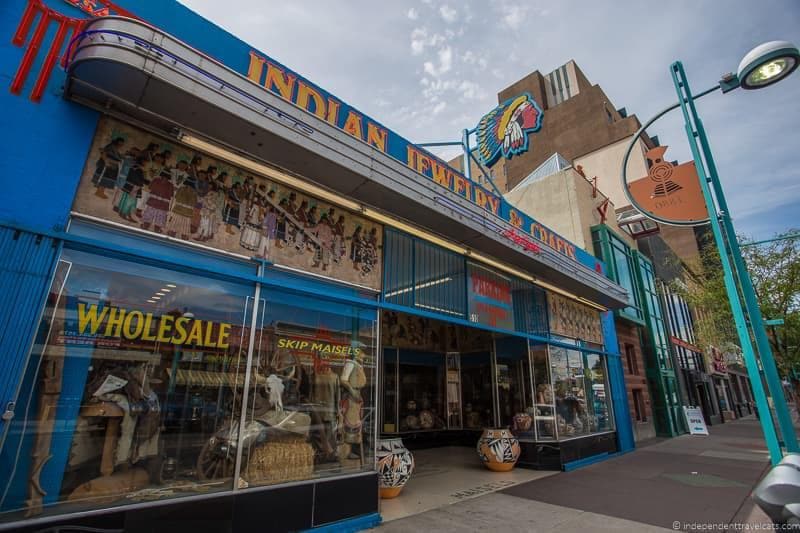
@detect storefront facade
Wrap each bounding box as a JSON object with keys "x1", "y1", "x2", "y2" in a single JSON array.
[{"x1": 0, "y1": 2, "x2": 632, "y2": 531}]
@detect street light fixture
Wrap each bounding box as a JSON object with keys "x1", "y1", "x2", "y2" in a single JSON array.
[
  {"x1": 621, "y1": 40, "x2": 800, "y2": 465},
  {"x1": 736, "y1": 41, "x2": 800, "y2": 90}
]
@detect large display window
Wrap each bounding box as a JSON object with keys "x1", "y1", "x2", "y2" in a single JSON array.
[
  {"x1": 550, "y1": 344, "x2": 614, "y2": 439},
  {"x1": 0, "y1": 249, "x2": 377, "y2": 522}
]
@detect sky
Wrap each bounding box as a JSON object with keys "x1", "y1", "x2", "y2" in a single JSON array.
[{"x1": 179, "y1": 0, "x2": 800, "y2": 240}]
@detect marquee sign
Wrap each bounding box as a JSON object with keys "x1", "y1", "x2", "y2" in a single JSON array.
[{"x1": 244, "y1": 52, "x2": 594, "y2": 269}]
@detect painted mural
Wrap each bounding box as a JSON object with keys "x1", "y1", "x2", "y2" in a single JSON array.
[
  {"x1": 548, "y1": 292, "x2": 603, "y2": 345},
  {"x1": 72, "y1": 118, "x2": 383, "y2": 289}
]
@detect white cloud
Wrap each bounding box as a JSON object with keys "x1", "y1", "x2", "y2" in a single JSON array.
[
  {"x1": 439, "y1": 5, "x2": 457, "y2": 23},
  {"x1": 495, "y1": 2, "x2": 528, "y2": 30},
  {"x1": 410, "y1": 27, "x2": 446, "y2": 56},
  {"x1": 458, "y1": 80, "x2": 487, "y2": 101},
  {"x1": 423, "y1": 46, "x2": 453, "y2": 77},
  {"x1": 432, "y1": 101, "x2": 447, "y2": 115},
  {"x1": 407, "y1": 7, "x2": 418, "y2": 20}
]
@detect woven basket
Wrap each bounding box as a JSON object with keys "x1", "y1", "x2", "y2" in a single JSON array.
[{"x1": 245, "y1": 433, "x2": 315, "y2": 485}]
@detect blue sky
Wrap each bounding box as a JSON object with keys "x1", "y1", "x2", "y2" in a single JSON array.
[{"x1": 180, "y1": 0, "x2": 800, "y2": 240}]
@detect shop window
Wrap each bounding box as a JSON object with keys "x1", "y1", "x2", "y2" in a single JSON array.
[
  {"x1": 460, "y1": 351, "x2": 495, "y2": 430},
  {"x1": 495, "y1": 336, "x2": 534, "y2": 440},
  {"x1": 549, "y1": 345, "x2": 614, "y2": 439},
  {"x1": 251, "y1": 291, "x2": 377, "y2": 482},
  {"x1": 396, "y1": 351, "x2": 447, "y2": 431},
  {"x1": 632, "y1": 388, "x2": 647, "y2": 422},
  {"x1": 0, "y1": 249, "x2": 255, "y2": 519},
  {"x1": 531, "y1": 342, "x2": 555, "y2": 439}
]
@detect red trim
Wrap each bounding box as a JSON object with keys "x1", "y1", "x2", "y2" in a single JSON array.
[
  {"x1": 10, "y1": 7, "x2": 50, "y2": 95},
  {"x1": 11, "y1": 0, "x2": 42, "y2": 46},
  {"x1": 31, "y1": 13, "x2": 71, "y2": 102}
]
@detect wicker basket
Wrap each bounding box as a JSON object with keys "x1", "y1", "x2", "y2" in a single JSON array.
[{"x1": 245, "y1": 433, "x2": 315, "y2": 485}]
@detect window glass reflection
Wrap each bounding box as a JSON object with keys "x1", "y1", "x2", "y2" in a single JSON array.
[{"x1": 0, "y1": 249, "x2": 254, "y2": 521}]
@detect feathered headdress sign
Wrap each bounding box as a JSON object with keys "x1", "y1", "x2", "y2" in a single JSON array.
[{"x1": 476, "y1": 93, "x2": 543, "y2": 167}]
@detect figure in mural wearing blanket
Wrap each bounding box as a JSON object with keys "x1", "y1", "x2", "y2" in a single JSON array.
[
  {"x1": 111, "y1": 147, "x2": 139, "y2": 212},
  {"x1": 285, "y1": 192, "x2": 299, "y2": 247},
  {"x1": 136, "y1": 150, "x2": 166, "y2": 218},
  {"x1": 170, "y1": 159, "x2": 190, "y2": 188},
  {"x1": 239, "y1": 195, "x2": 263, "y2": 251},
  {"x1": 238, "y1": 177, "x2": 255, "y2": 230},
  {"x1": 360, "y1": 227, "x2": 379, "y2": 277},
  {"x1": 118, "y1": 155, "x2": 147, "y2": 222},
  {"x1": 167, "y1": 179, "x2": 197, "y2": 240},
  {"x1": 140, "y1": 170, "x2": 174, "y2": 233},
  {"x1": 92, "y1": 137, "x2": 125, "y2": 199},
  {"x1": 294, "y1": 200, "x2": 309, "y2": 252},
  {"x1": 223, "y1": 182, "x2": 242, "y2": 235},
  {"x1": 350, "y1": 226, "x2": 363, "y2": 272},
  {"x1": 257, "y1": 198, "x2": 278, "y2": 260},
  {"x1": 333, "y1": 215, "x2": 346, "y2": 263},
  {"x1": 276, "y1": 198, "x2": 289, "y2": 248},
  {"x1": 313, "y1": 213, "x2": 334, "y2": 271},
  {"x1": 195, "y1": 179, "x2": 223, "y2": 242},
  {"x1": 305, "y1": 205, "x2": 319, "y2": 253}
]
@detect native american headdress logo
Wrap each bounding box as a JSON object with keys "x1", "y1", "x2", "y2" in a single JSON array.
[{"x1": 476, "y1": 93, "x2": 543, "y2": 167}]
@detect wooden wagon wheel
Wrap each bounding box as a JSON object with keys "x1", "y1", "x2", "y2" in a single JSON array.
[{"x1": 196, "y1": 427, "x2": 236, "y2": 481}]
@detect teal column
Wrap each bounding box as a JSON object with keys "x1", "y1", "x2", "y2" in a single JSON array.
[{"x1": 670, "y1": 61, "x2": 783, "y2": 464}]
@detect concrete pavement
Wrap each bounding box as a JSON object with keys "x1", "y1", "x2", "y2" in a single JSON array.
[{"x1": 376, "y1": 417, "x2": 776, "y2": 532}]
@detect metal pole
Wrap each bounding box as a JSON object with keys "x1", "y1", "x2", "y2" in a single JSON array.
[
  {"x1": 677, "y1": 62, "x2": 799, "y2": 453},
  {"x1": 740, "y1": 233, "x2": 800, "y2": 248},
  {"x1": 461, "y1": 128, "x2": 471, "y2": 182},
  {"x1": 670, "y1": 61, "x2": 783, "y2": 464}
]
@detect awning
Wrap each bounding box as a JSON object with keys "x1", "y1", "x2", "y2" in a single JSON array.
[{"x1": 64, "y1": 16, "x2": 628, "y2": 309}]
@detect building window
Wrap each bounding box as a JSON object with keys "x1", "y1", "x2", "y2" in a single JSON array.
[
  {"x1": 632, "y1": 388, "x2": 647, "y2": 422},
  {"x1": 592, "y1": 226, "x2": 643, "y2": 322},
  {"x1": 0, "y1": 248, "x2": 378, "y2": 519},
  {"x1": 605, "y1": 106, "x2": 613, "y2": 124},
  {"x1": 625, "y1": 343, "x2": 638, "y2": 375}
]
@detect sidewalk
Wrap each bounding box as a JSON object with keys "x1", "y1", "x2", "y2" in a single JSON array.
[{"x1": 377, "y1": 417, "x2": 774, "y2": 532}]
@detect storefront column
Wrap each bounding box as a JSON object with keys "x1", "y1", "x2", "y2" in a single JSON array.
[
  {"x1": 0, "y1": 227, "x2": 62, "y2": 441},
  {"x1": 602, "y1": 311, "x2": 634, "y2": 452}
]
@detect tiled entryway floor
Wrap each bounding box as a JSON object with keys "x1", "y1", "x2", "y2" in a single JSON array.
[{"x1": 379, "y1": 446, "x2": 556, "y2": 522}]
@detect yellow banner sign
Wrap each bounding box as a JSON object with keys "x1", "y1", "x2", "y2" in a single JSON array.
[{"x1": 77, "y1": 303, "x2": 231, "y2": 349}]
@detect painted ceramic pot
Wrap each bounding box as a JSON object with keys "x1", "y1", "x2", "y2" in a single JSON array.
[
  {"x1": 376, "y1": 438, "x2": 415, "y2": 499},
  {"x1": 477, "y1": 428, "x2": 520, "y2": 472},
  {"x1": 512, "y1": 413, "x2": 533, "y2": 433}
]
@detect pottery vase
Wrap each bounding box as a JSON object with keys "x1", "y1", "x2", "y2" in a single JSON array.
[
  {"x1": 512, "y1": 413, "x2": 533, "y2": 433},
  {"x1": 476, "y1": 428, "x2": 520, "y2": 472},
  {"x1": 376, "y1": 438, "x2": 415, "y2": 498}
]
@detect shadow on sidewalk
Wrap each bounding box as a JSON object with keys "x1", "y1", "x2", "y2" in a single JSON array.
[{"x1": 500, "y1": 418, "x2": 772, "y2": 530}]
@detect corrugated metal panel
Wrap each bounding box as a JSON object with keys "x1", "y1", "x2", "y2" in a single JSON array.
[
  {"x1": 0, "y1": 227, "x2": 60, "y2": 429},
  {"x1": 382, "y1": 229, "x2": 466, "y2": 319},
  {"x1": 511, "y1": 278, "x2": 549, "y2": 336}
]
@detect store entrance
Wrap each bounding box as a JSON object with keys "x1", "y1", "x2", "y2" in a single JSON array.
[
  {"x1": 380, "y1": 311, "x2": 533, "y2": 442},
  {"x1": 378, "y1": 311, "x2": 551, "y2": 521}
]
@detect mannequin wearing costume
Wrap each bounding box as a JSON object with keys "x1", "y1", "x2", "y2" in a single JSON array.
[{"x1": 339, "y1": 354, "x2": 367, "y2": 461}]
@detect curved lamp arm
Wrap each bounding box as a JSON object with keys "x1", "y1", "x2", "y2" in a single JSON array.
[{"x1": 619, "y1": 84, "x2": 721, "y2": 227}]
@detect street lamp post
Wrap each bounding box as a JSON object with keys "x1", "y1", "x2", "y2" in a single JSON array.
[{"x1": 622, "y1": 41, "x2": 800, "y2": 465}]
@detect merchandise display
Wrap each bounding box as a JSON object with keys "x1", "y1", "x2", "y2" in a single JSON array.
[
  {"x1": 376, "y1": 438, "x2": 415, "y2": 499},
  {"x1": 0, "y1": 249, "x2": 376, "y2": 519},
  {"x1": 476, "y1": 428, "x2": 520, "y2": 472}
]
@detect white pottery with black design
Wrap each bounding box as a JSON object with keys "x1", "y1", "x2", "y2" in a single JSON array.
[
  {"x1": 476, "y1": 428, "x2": 520, "y2": 471},
  {"x1": 376, "y1": 438, "x2": 415, "y2": 498}
]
